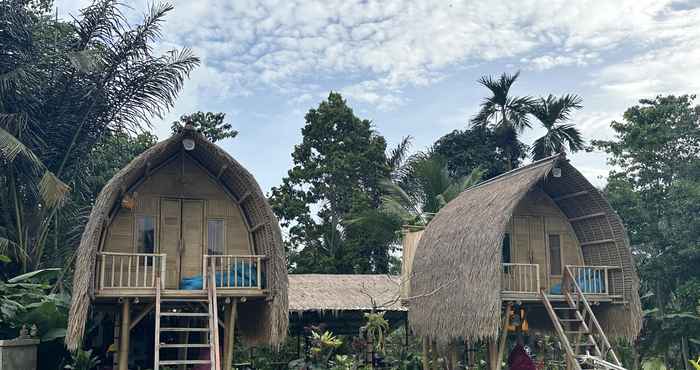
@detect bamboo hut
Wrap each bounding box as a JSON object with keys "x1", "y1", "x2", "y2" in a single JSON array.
[
  {"x1": 66, "y1": 126, "x2": 288, "y2": 369},
  {"x1": 408, "y1": 154, "x2": 641, "y2": 369}
]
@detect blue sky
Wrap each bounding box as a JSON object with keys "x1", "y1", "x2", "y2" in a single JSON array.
[{"x1": 56, "y1": 0, "x2": 700, "y2": 192}]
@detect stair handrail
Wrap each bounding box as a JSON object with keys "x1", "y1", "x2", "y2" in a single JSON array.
[
  {"x1": 563, "y1": 266, "x2": 623, "y2": 367},
  {"x1": 578, "y1": 354, "x2": 628, "y2": 370},
  {"x1": 153, "y1": 261, "x2": 162, "y2": 370},
  {"x1": 208, "y1": 258, "x2": 221, "y2": 370},
  {"x1": 540, "y1": 289, "x2": 582, "y2": 370}
]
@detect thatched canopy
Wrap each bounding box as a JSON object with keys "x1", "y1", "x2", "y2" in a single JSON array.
[
  {"x1": 288, "y1": 274, "x2": 406, "y2": 313},
  {"x1": 409, "y1": 154, "x2": 641, "y2": 347},
  {"x1": 66, "y1": 128, "x2": 288, "y2": 350}
]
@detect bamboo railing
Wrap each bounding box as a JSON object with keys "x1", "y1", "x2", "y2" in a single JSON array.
[
  {"x1": 203, "y1": 255, "x2": 265, "y2": 290},
  {"x1": 98, "y1": 252, "x2": 166, "y2": 289},
  {"x1": 501, "y1": 263, "x2": 540, "y2": 293}
]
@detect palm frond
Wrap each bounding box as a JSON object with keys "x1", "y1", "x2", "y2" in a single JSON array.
[{"x1": 388, "y1": 136, "x2": 412, "y2": 172}]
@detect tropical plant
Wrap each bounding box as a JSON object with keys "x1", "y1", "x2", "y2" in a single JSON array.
[
  {"x1": 361, "y1": 312, "x2": 390, "y2": 353},
  {"x1": 471, "y1": 71, "x2": 533, "y2": 169},
  {"x1": 529, "y1": 94, "x2": 585, "y2": 159},
  {"x1": 171, "y1": 111, "x2": 238, "y2": 142},
  {"x1": 380, "y1": 151, "x2": 484, "y2": 227},
  {"x1": 289, "y1": 330, "x2": 344, "y2": 370},
  {"x1": 64, "y1": 348, "x2": 100, "y2": 370},
  {"x1": 0, "y1": 0, "x2": 198, "y2": 274}
]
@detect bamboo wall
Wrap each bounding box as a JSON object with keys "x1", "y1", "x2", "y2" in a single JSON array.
[
  {"x1": 102, "y1": 152, "x2": 253, "y2": 285},
  {"x1": 508, "y1": 188, "x2": 584, "y2": 290}
]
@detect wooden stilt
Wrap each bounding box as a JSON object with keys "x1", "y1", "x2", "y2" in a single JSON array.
[
  {"x1": 118, "y1": 299, "x2": 130, "y2": 370},
  {"x1": 488, "y1": 339, "x2": 498, "y2": 370},
  {"x1": 223, "y1": 299, "x2": 238, "y2": 370},
  {"x1": 495, "y1": 304, "x2": 512, "y2": 370},
  {"x1": 422, "y1": 337, "x2": 430, "y2": 370},
  {"x1": 430, "y1": 339, "x2": 438, "y2": 370}
]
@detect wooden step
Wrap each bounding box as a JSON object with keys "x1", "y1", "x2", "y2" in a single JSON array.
[
  {"x1": 554, "y1": 306, "x2": 577, "y2": 310},
  {"x1": 160, "y1": 327, "x2": 209, "y2": 332},
  {"x1": 159, "y1": 360, "x2": 211, "y2": 365},
  {"x1": 159, "y1": 343, "x2": 211, "y2": 348},
  {"x1": 566, "y1": 330, "x2": 590, "y2": 335},
  {"x1": 559, "y1": 318, "x2": 582, "y2": 322},
  {"x1": 160, "y1": 312, "x2": 209, "y2": 317}
]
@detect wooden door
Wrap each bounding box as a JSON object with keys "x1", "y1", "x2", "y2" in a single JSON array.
[
  {"x1": 159, "y1": 198, "x2": 205, "y2": 289},
  {"x1": 513, "y1": 216, "x2": 546, "y2": 290},
  {"x1": 160, "y1": 199, "x2": 182, "y2": 289},
  {"x1": 181, "y1": 200, "x2": 204, "y2": 281}
]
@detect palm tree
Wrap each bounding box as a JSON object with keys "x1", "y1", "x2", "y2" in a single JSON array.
[
  {"x1": 529, "y1": 94, "x2": 585, "y2": 160},
  {"x1": 0, "y1": 0, "x2": 199, "y2": 272},
  {"x1": 471, "y1": 71, "x2": 533, "y2": 169},
  {"x1": 380, "y1": 150, "x2": 484, "y2": 227}
]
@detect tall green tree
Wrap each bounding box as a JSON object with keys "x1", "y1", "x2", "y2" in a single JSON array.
[
  {"x1": 0, "y1": 0, "x2": 198, "y2": 273},
  {"x1": 471, "y1": 71, "x2": 532, "y2": 169},
  {"x1": 432, "y1": 126, "x2": 511, "y2": 179},
  {"x1": 530, "y1": 94, "x2": 585, "y2": 159},
  {"x1": 596, "y1": 95, "x2": 700, "y2": 369},
  {"x1": 171, "y1": 111, "x2": 237, "y2": 142},
  {"x1": 270, "y1": 92, "x2": 396, "y2": 273}
]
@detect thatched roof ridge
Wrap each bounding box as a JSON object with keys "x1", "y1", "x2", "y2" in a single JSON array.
[
  {"x1": 66, "y1": 130, "x2": 288, "y2": 350},
  {"x1": 408, "y1": 154, "x2": 641, "y2": 347},
  {"x1": 288, "y1": 274, "x2": 406, "y2": 313}
]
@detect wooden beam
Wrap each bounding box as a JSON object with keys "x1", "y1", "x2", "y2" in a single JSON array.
[
  {"x1": 217, "y1": 164, "x2": 228, "y2": 180},
  {"x1": 568, "y1": 212, "x2": 606, "y2": 222},
  {"x1": 223, "y1": 299, "x2": 238, "y2": 369},
  {"x1": 129, "y1": 302, "x2": 155, "y2": 331},
  {"x1": 422, "y1": 337, "x2": 430, "y2": 370},
  {"x1": 118, "y1": 299, "x2": 130, "y2": 370},
  {"x1": 553, "y1": 190, "x2": 589, "y2": 202},
  {"x1": 237, "y1": 191, "x2": 251, "y2": 204},
  {"x1": 580, "y1": 238, "x2": 615, "y2": 247},
  {"x1": 495, "y1": 304, "x2": 511, "y2": 370},
  {"x1": 250, "y1": 223, "x2": 265, "y2": 233}
]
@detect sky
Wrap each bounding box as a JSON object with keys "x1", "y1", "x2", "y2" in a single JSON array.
[{"x1": 55, "y1": 0, "x2": 700, "y2": 192}]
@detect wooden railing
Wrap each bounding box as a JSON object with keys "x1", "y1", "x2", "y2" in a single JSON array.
[
  {"x1": 98, "y1": 252, "x2": 166, "y2": 289},
  {"x1": 203, "y1": 255, "x2": 265, "y2": 290},
  {"x1": 562, "y1": 266, "x2": 623, "y2": 367},
  {"x1": 567, "y1": 265, "x2": 620, "y2": 296},
  {"x1": 501, "y1": 263, "x2": 540, "y2": 293}
]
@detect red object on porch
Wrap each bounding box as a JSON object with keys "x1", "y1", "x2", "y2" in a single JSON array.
[{"x1": 507, "y1": 344, "x2": 536, "y2": 370}]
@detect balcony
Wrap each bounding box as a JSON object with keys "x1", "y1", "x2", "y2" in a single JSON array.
[
  {"x1": 96, "y1": 252, "x2": 267, "y2": 298},
  {"x1": 501, "y1": 263, "x2": 622, "y2": 301}
]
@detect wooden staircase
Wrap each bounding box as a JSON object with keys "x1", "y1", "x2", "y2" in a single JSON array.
[
  {"x1": 541, "y1": 266, "x2": 625, "y2": 370},
  {"x1": 154, "y1": 263, "x2": 221, "y2": 369}
]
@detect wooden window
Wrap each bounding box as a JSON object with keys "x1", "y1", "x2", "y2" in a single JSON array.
[
  {"x1": 549, "y1": 234, "x2": 562, "y2": 275},
  {"x1": 207, "y1": 219, "x2": 225, "y2": 255},
  {"x1": 501, "y1": 233, "x2": 511, "y2": 264},
  {"x1": 135, "y1": 215, "x2": 155, "y2": 254}
]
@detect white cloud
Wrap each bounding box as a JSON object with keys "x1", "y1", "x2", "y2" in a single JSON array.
[{"x1": 53, "y1": 0, "x2": 700, "y2": 110}]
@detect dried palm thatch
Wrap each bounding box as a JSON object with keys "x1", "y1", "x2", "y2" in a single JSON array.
[
  {"x1": 409, "y1": 154, "x2": 641, "y2": 348},
  {"x1": 288, "y1": 274, "x2": 406, "y2": 313},
  {"x1": 65, "y1": 129, "x2": 288, "y2": 351}
]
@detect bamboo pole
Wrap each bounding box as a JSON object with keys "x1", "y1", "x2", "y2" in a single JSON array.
[
  {"x1": 422, "y1": 337, "x2": 430, "y2": 370},
  {"x1": 118, "y1": 299, "x2": 130, "y2": 370},
  {"x1": 223, "y1": 299, "x2": 238, "y2": 369}
]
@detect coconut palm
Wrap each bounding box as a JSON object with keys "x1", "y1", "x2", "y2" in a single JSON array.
[
  {"x1": 471, "y1": 71, "x2": 533, "y2": 169},
  {"x1": 0, "y1": 0, "x2": 199, "y2": 272},
  {"x1": 380, "y1": 150, "x2": 484, "y2": 227},
  {"x1": 529, "y1": 94, "x2": 585, "y2": 160}
]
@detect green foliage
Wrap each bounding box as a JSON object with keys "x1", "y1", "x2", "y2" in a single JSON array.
[
  {"x1": 64, "y1": 348, "x2": 100, "y2": 370},
  {"x1": 471, "y1": 71, "x2": 533, "y2": 169},
  {"x1": 0, "y1": 0, "x2": 198, "y2": 275},
  {"x1": 433, "y1": 126, "x2": 512, "y2": 179},
  {"x1": 171, "y1": 111, "x2": 238, "y2": 142},
  {"x1": 529, "y1": 94, "x2": 585, "y2": 159},
  {"x1": 380, "y1": 150, "x2": 483, "y2": 227},
  {"x1": 289, "y1": 330, "x2": 345, "y2": 370},
  {"x1": 361, "y1": 312, "x2": 390, "y2": 353},
  {"x1": 0, "y1": 269, "x2": 69, "y2": 341},
  {"x1": 597, "y1": 95, "x2": 700, "y2": 368},
  {"x1": 271, "y1": 92, "x2": 396, "y2": 273}
]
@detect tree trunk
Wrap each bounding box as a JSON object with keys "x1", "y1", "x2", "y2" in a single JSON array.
[{"x1": 682, "y1": 336, "x2": 690, "y2": 370}]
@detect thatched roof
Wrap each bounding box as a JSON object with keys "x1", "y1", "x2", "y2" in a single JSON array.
[
  {"x1": 66, "y1": 128, "x2": 288, "y2": 351},
  {"x1": 409, "y1": 154, "x2": 642, "y2": 347},
  {"x1": 288, "y1": 275, "x2": 406, "y2": 313}
]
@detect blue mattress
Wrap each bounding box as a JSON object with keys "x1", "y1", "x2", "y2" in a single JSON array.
[
  {"x1": 550, "y1": 268, "x2": 604, "y2": 294},
  {"x1": 180, "y1": 263, "x2": 260, "y2": 290}
]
